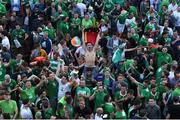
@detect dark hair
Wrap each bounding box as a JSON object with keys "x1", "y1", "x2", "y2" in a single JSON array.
[
  {"x1": 121, "y1": 82, "x2": 127, "y2": 88},
  {"x1": 116, "y1": 102, "x2": 123, "y2": 110},
  {"x1": 139, "y1": 109, "x2": 147, "y2": 117},
  {"x1": 66, "y1": 96, "x2": 72, "y2": 104},
  {"x1": 0, "y1": 31, "x2": 7, "y2": 36},
  {"x1": 2, "y1": 113, "x2": 11, "y2": 119},
  {"x1": 151, "y1": 84, "x2": 156, "y2": 89},
  {"x1": 22, "y1": 98, "x2": 29, "y2": 105},
  {"x1": 25, "y1": 80, "x2": 31, "y2": 83},
  {"x1": 104, "y1": 95, "x2": 110, "y2": 102},
  {"x1": 173, "y1": 96, "x2": 179, "y2": 103},
  {"x1": 133, "y1": 98, "x2": 141, "y2": 105}
]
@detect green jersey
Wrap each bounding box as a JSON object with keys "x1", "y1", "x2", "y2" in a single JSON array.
[
  {"x1": 138, "y1": 83, "x2": 150, "y2": 101},
  {"x1": 21, "y1": 87, "x2": 36, "y2": 103},
  {"x1": 0, "y1": 2, "x2": 7, "y2": 17},
  {"x1": 44, "y1": 108, "x2": 53, "y2": 119},
  {"x1": 0, "y1": 100, "x2": 17, "y2": 116},
  {"x1": 43, "y1": 27, "x2": 56, "y2": 40},
  {"x1": 114, "y1": 91, "x2": 128, "y2": 102},
  {"x1": 172, "y1": 88, "x2": 180, "y2": 97},
  {"x1": 149, "y1": 92, "x2": 160, "y2": 101},
  {"x1": 103, "y1": 102, "x2": 115, "y2": 115},
  {"x1": 94, "y1": 92, "x2": 107, "y2": 111},
  {"x1": 76, "y1": 86, "x2": 91, "y2": 98},
  {"x1": 156, "y1": 52, "x2": 172, "y2": 67},
  {"x1": 11, "y1": 29, "x2": 25, "y2": 40},
  {"x1": 145, "y1": 23, "x2": 156, "y2": 32},
  {"x1": 115, "y1": 110, "x2": 127, "y2": 119},
  {"x1": 82, "y1": 19, "x2": 93, "y2": 29},
  {"x1": 47, "y1": 80, "x2": 58, "y2": 99},
  {"x1": 57, "y1": 21, "x2": 69, "y2": 35},
  {"x1": 71, "y1": 18, "x2": 81, "y2": 35}
]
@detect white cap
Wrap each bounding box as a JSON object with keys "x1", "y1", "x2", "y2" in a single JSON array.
[{"x1": 148, "y1": 38, "x2": 154, "y2": 43}]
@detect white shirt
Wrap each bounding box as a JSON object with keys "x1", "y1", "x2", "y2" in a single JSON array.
[
  {"x1": 173, "y1": 10, "x2": 180, "y2": 26},
  {"x1": 75, "y1": 46, "x2": 85, "y2": 56},
  {"x1": 125, "y1": 17, "x2": 136, "y2": 26},
  {"x1": 94, "y1": 114, "x2": 103, "y2": 120},
  {"x1": 2, "y1": 36, "x2": 10, "y2": 50},
  {"x1": 20, "y1": 105, "x2": 33, "y2": 119},
  {"x1": 55, "y1": 77, "x2": 71, "y2": 100},
  {"x1": 168, "y1": 3, "x2": 178, "y2": 12},
  {"x1": 77, "y1": 3, "x2": 86, "y2": 17},
  {"x1": 168, "y1": 71, "x2": 175, "y2": 81},
  {"x1": 159, "y1": 26, "x2": 173, "y2": 36}
]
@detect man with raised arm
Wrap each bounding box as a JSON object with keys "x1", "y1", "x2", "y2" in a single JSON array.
[{"x1": 81, "y1": 29, "x2": 101, "y2": 80}]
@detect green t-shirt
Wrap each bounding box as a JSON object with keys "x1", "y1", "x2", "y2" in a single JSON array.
[
  {"x1": 47, "y1": 80, "x2": 58, "y2": 99},
  {"x1": 0, "y1": 64, "x2": 6, "y2": 81},
  {"x1": 157, "y1": 83, "x2": 167, "y2": 94},
  {"x1": 114, "y1": 91, "x2": 128, "y2": 102},
  {"x1": 21, "y1": 87, "x2": 36, "y2": 103},
  {"x1": 115, "y1": 110, "x2": 127, "y2": 119},
  {"x1": 11, "y1": 29, "x2": 25, "y2": 40},
  {"x1": 103, "y1": 102, "x2": 115, "y2": 114},
  {"x1": 43, "y1": 27, "x2": 56, "y2": 40},
  {"x1": 71, "y1": 18, "x2": 81, "y2": 35},
  {"x1": 145, "y1": 23, "x2": 156, "y2": 32},
  {"x1": 0, "y1": 100, "x2": 17, "y2": 115},
  {"x1": 65, "y1": 104, "x2": 74, "y2": 119},
  {"x1": 7, "y1": 79, "x2": 17, "y2": 100},
  {"x1": 149, "y1": 92, "x2": 160, "y2": 101},
  {"x1": 138, "y1": 83, "x2": 150, "y2": 101},
  {"x1": 44, "y1": 108, "x2": 53, "y2": 119},
  {"x1": 172, "y1": 88, "x2": 180, "y2": 97},
  {"x1": 156, "y1": 67, "x2": 163, "y2": 85},
  {"x1": 156, "y1": 52, "x2": 172, "y2": 67},
  {"x1": 94, "y1": 92, "x2": 107, "y2": 111},
  {"x1": 0, "y1": 3, "x2": 7, "y2": 17},
  {"x1": 58, "y1": 96, "x2": 66, "y2": 105},
  {"x1": 82, "y1": 19, "x2": 93, "y2": 29},
  {"x1": 10, "y1": 59, "x2": 17, "y2": 74},
  {"x1": 76, "y1": 86, "x2": 91, "y2": 98},
  {"x1": 55, "y1": 1, "x2": 67, "y2": 11},
  {"x1": 58, "y1": 21, "x2": 69, "y2": 35},
  {"x1": 104, "y1": 78, "x2": 110, "y2": 88}
]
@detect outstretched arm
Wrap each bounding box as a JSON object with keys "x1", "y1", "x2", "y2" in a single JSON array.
[
  {"x1": 126, "y1": 72, "x2": 139, "y2": 86},
  {"x1": 124, "y1": 46, "x2": 137, "y2": 52}
]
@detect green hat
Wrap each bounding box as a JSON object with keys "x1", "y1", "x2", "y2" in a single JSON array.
[{"x1": 103, "y1": 67, "x2": 110, "y2": 73}]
